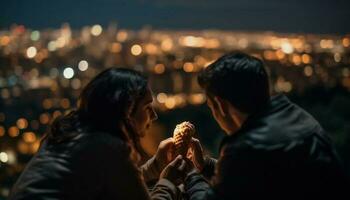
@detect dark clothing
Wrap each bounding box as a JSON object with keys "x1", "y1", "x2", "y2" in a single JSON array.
[
  {"x1": 9, "y1": 131, "x2": 178, "y2": 200},
  {"x1": 185, "y1": 94, "x2": 349, "y2": 199}
]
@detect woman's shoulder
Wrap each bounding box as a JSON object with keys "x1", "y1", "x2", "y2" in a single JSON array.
[
  {"x1": 79, "y1": 130, "x2": 131, "y2": 155},
  {"x1": 42, "y1": 130, "x2": 130, "y2": 159}
]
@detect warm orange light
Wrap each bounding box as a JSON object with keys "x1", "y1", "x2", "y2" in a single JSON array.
[
  {"x1": 116, "y1": 31, "x2": 128, "y2": 42},
  {"x1": 30, "y1": 141, "x2": 41, "y2": 154},
  {"x1": 0, "y1": 36, "x2": 10, "y2": 46},
  {"x1": 320, "y1": 39, "x2": 334, "y2": 49},
  {"x1": 8, "y1": 126, "x2": 19, "y2": 137},
  {"x1": 60, "y1": 98, "x2": 70, "y2": 109},
  {"x1": 275, "y1": 77, "x2": 293, "y2": 92},
  {"x1": 179, "y1": 36, "x2": 205, "y2": 47},
  {"x1": 292, "y1": 54, "x2": 302, "y2": 65},
  {"x1": 183, "y1": 62, "x2": 194, "y2": 72},
  {"x1": 263, "y1": 51, "x2": 276, "y2": 60},
  {"x1": 276, "y1": 50, "x2": 286, "y2": 60},
  {"x1": 194, "y1": 56, "x2": 207, "y2": 67},
  {"x1": 342, "y1": 78, "x2": 350, "y2": 88},
  {"x1": 18, "y1": 141, "x2": 30, "y2": 154},
  {"x1": 154, "y1": 64, "x2": 165, "y2": 74},
  {"x1": 302, "y1": 54, "x2": 311, "y2": 64},
  {"x1": 161, "y1": 39, "x2": 173, "y2": 51},
  {"x1": 0, "y1": 126, "x2": 5, "y2": 137},
  {"x1": 131, "y1": 44, "x2": 142, "y2": 56},
  {"x1": 205, "y1": 39, "x2": 220, "y2": 49},
  {"x1": 334, "y1": 53, "x2": 341, "y2": 63},
  {"x1": 39, "y1": 113, "x2": 50, "y2": 125},
  {"x1": 304, "y1": 66, "x2": 313, "y2": 77},
  {"x1": 110, "y1": 43, "x2": 122, "y2": 53},
  {"x1": 16, "y1": 118, "x2": 28, "y2": 129},
  {"x1": 188, "y1": 93, "x2": 206, "y2": 105},
  {"x1": 156, "y1": 93, "x2": 167, "y2": 103},
  {"x1": 52, "y1": 110, "x2": 62, "y2": 120},
  {"x1": 23, "y1": 132, "x2": 36, "y2": 143},
  {"x1": 42, "y1": 99, "x2": 53, "y2": 109},
  {"x1": 145, "y1": 43, "x2": 158, "y2": 54},
  {"x1": 343, "y1": 38, "x2": 350, "y2": 47},
  {"x1": 165, "y1": 97, "x2": 176, "y2": 109},
  {"x1": 174, "y1": 94, "x2": 186, "y2": 107}
]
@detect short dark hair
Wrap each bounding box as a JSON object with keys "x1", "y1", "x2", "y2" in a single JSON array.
[{"x1": 198, "y1": 52, "x2": 270, "y2": 114}]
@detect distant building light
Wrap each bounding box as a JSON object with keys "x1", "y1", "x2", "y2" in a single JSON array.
[
  {"x1": 26, "y1": 46, "x2": 37, "y2": 58},
  {"x1": 91, "y1": 25, "x2": 103, "y2": 36},
  {"x1": 0, "y1": 152, "x2": 8, "y2": 163},
  {"x1": 116, "y1": 31, "x2": 128, "y2": 42},
  {"x1": 281, "y1": 42, "x2": 294, "y2": 54},
  {"x1": 157, "y1": 93, "x2": 167, "y2": 103},
  {"x1": 16, "y1": 118, "x2": 28, "y2": 129},
  {"x1": 154, "y1": 64, "x2": 165, "y2": 74},
  {"x1": 30, "y1": 31, "x2": 40, "y2": 41},
  {"x1": 23, "y1": 132, "x2": 36, "y2": 143},
  {"x1": 78, "y1": 60, "x2": 89, "y2": 71},
  {"x1": 334, "y1": 53, "x2": 341, "y2": 63},
  {"x1": 48, "y1": 41, "x2": 57, "y2": 51},
  {"x1": 165, "y1": 97, "x2": 176, "y2": 109},
  {"x1": 183, "y1": 62, "x2": 194, "y2": 72},
  {"x1": 304, "y1": 66, "x2": 313, "y2": 77},
  {"x1": 131, "y1": 44, "x2": 142, "y2": 56},
  {"x1": 63, "y1": 67, "x2": 74, "y2": 79}
]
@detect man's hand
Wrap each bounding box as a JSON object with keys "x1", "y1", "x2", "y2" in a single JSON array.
[
  {"x1": 187, "y1": 138, "x2": 205, "y2": 171},
  {"x1": 155, "y1": 137, "x2": 175, "y2": 171},
  {"x1": 160, "y1": 155, "x2": 187, "y2": 185}
]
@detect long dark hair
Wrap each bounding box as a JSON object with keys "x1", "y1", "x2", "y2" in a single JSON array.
[{"x1": 48, "y1": 68, "x2": 149, "y2": 160}]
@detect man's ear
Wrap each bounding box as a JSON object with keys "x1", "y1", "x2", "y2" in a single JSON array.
[{"x1": 214, "y1": 96, "x2": 229, "y2": 117}]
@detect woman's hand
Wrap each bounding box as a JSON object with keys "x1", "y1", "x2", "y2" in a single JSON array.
[{"x1": 154, "y1": 137, "x2": 175, "y2": 171}]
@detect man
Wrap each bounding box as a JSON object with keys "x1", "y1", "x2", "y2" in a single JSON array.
[{"x1": 185, "y1": 52, "x2": 349, "y2": 199}]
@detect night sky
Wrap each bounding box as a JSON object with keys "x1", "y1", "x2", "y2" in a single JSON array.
[{"x1": 2, "y1": 0, "x2": 350, "y2": 34}]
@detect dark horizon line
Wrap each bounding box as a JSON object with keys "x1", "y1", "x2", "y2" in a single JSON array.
[{"x1": 1, "y1": 22, "x2": 348, "y2": 36}]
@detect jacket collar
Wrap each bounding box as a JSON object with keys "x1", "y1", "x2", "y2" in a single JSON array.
[{"x1": 219, "y1": 94, "x2": 291, "y2": 151}]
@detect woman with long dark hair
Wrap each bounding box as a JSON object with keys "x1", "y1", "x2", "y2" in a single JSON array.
[{"x1": 9, "y1": 68, "x2": 186, "y2": 200}]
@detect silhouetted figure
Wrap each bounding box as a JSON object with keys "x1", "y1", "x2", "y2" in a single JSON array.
[{"x1": 186, "y1": 52, "x2": 349, "y2": 199}]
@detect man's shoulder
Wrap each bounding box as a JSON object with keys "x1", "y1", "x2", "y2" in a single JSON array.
[
  {"x1": 224, "y1": 96, "x2": 324, "y2": 149},
  {"x1": 220, "y1": 130, "x2": 338, "y2": 170}
]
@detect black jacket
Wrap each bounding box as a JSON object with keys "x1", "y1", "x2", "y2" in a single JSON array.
[
  {"x1": 9, "y1": 131, "x2": 179, "y2": 200},
  {"x1": 185, "y1": 94, "x2": 349, "y2": 199}
]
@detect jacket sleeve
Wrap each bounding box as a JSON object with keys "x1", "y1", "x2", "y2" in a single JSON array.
[
  {"x1": 201, "y1": 157, "x2": 217, "y2": 180},
  {"x1": 211, "y1": 145, "x2": 267, "y2": 198},
  {"x1": 185, "y1": 145, "x2": 266, "y2": 200},
  {"x1": 140, "y1": 156, "x2": 162, "y2": 183},
  {"x1": 102, "y1": 141, "x2": 179, "y2": 200},
  {"x1": 183, "y1": 156, "x2": 218, "y2": 200},
  {"x1": 151, "y1": 178, "x2": 181, "y2": 200},
  {"x1": 184, "y1": 171, "x2": 212, "y2": 200}
]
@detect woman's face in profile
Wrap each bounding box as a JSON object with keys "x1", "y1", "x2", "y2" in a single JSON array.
[{"x1": 129, "y1": 88, "x2": 158, "y2": 137}]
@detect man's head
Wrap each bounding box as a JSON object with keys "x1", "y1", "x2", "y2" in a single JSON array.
[{"x1": 198, "y1": 52, "x2": 270, "y2": 134}]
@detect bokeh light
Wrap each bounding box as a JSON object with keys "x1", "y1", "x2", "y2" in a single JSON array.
[{"x1": 63, "y1": 67, "x2": 74, "y2": 79}]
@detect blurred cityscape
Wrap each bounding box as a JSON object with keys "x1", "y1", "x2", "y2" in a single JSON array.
[{"x1": 0, "y1": 23, "x2": 350, "y2": 198}]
